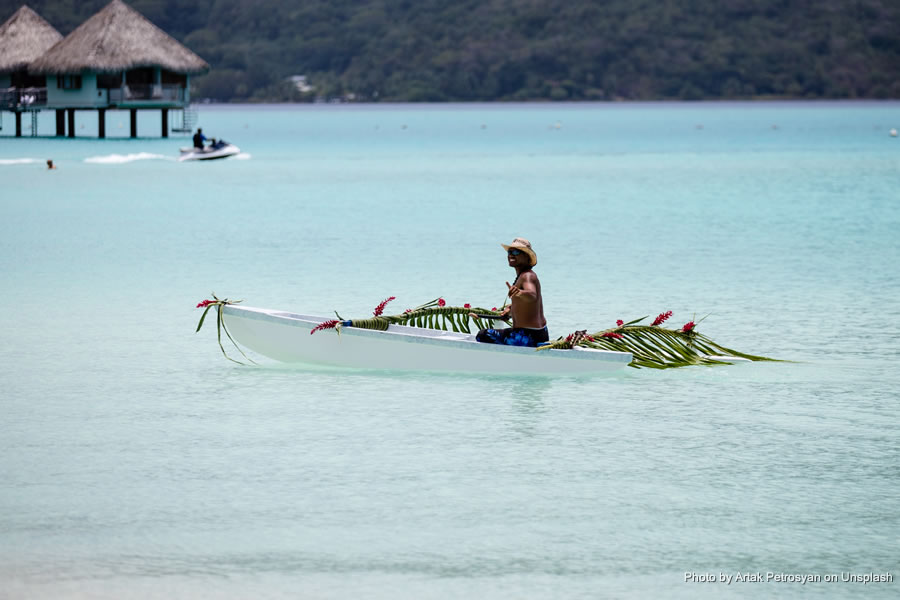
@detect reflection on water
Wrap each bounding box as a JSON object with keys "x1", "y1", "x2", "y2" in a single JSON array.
[{"x1": 505, "y1": 379, "x2": 551, "y2": 438}]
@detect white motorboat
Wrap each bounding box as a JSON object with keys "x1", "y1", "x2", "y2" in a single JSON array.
[
  {"x1": 220, "y1": 305, "x2": 633, "y2": 375},
  {"x1": 178, "y1": 140, "x2": 240, "y2": 161}
]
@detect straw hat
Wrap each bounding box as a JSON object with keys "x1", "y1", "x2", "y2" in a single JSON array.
[{"x1": 501, "y1": 237, "x2": 537, "y2": 266}]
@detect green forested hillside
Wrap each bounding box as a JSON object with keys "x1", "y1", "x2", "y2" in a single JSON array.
[{"x1": 5, "y1": 0, "x2": 900, "y2": 101}]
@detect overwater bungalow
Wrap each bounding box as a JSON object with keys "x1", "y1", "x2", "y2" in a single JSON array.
[
  {"x1": 2, "y1": 0, "x2": 209, "y2": 138},
  {"x1": 0, "y1": 5, "x2": 63, "y2": 136}
]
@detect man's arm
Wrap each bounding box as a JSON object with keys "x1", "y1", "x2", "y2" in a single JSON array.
[{"x1": 507, "y1": 272, "x2": 538, "y2": 303}]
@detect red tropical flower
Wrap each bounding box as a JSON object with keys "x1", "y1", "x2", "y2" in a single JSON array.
[
  {"x1": 196, "y1": 299, "x2": 214, "y2": 308},
  {"x1": 373, "y1": 296, "x2": 396, "y2": 316},
  {"x1": 616, "y1": 319, "x2": 624, "y2": 327},
  {"x1": 464, "y1": 303, "x2": 471, "y2": 309},
  {"x1": 652, "y1": 310, "x2": 673, "y2": 326},
  {"x1": 601, "y1": 332, "x2": 624, "y2": 339},
  {"x1": 437, "y1": 298, "x2": 446, "y2": 307},
  {"x1": 491, "y1": 307, "x2": 498, "y2": 312},
  {"x1": 682, "y1": 321, "x2": 695, "y2": 333},
  {"x1": 310, "y1": 319, "x2": 341, "y2": 335}
]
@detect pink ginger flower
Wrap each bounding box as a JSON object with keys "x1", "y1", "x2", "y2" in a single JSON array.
[
  {"x1": 196, "y1": 299, "x2": 214, "y2": 308},
  {"x1": 682, "y1": 321, "x2": 696, "y2": 333},
  {"x1": 437, "y1": 298, "x2": 446, "y2": 307},
  {"x1": 601, "y1": 332, "x2": 624, "y2": 339},
  {"x1": 652, "y1": 310, "x2": 673, "y2": 326},
  {"x1": 491, "y1": 307, "x2": 498, "y2": 312},
  {"x1": 373, "y1": 296, "x2": 396, "y2": 317},
  {"x1": 464, "y1": 303, "x2": 471, "y2": 309},
  {"x1": 310, "y1": 319, "x2": 341, "y2": 335},
  {"x1": 616, "y1": 319, "x2": 624, "y2": 327}
]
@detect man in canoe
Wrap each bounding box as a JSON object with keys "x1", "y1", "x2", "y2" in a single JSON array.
[{"x1": 475, "y1": 237, "x2": 549, "y2": 347}]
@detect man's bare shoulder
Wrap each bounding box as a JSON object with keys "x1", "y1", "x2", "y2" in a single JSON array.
[{"x1": 518, "y1": 270, "x2": 540, "y2": 283}]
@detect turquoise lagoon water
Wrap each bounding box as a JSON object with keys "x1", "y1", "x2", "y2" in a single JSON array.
[{"x1": 1, "y1": 102, "x2": 899, "y2": 599}]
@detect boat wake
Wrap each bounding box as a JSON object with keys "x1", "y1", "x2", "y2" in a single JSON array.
[
  {"x1": 0, "y1": 158, "x2": 42, "y2": 165},
  {"x1": 234, "y1": 153, "x2": 252, "y2": 160},
  {"x1": 84, "y1": 152, "x2": 173, "y2": 164}
]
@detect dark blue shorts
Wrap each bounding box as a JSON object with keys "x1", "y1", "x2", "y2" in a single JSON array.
[{"x1": 476, "y1": 326, "x2": 549, "y2": 347}]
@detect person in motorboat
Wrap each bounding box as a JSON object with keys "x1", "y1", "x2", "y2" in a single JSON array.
[
  {"x1": 192, "y1": 128, "x2": 206, "y2": 149},
  {"x1": 475, "y1": 237, "x2": 549, "y2": 347}
]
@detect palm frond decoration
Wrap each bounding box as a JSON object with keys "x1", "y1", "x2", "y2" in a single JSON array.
[
  {"x1": 331, "y1": 300, "x2": 780, "y2": 369},
  {"x1": 194, "y1": 293, "x2": 257, "y2": 365},
  {"x1": 334, "y1": 297, "x2": 510, "y2": 334},
  {"x1": 535, "y1": 316, "x2": 779, "y2": 369}
]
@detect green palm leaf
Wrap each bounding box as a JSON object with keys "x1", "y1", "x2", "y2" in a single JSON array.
[{"x1": 338, "y1": 302, "x2": 780, "y2": 369}]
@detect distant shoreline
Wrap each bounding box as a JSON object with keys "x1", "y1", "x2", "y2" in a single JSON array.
[{"x1": 191, "y1": 98, "x2": 900, "y2": 109}]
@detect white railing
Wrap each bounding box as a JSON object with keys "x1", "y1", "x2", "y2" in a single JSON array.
[
  {"x1": 108, "y1": 84, "x2": 185, "y2": 103},
  {"x1": 2, "y1": 87, "x2": 48, "y2": 109}
]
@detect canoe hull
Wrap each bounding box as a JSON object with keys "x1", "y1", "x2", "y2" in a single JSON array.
[{"x1": 222, "y1": 305, "x2": 632, "y2": 375}]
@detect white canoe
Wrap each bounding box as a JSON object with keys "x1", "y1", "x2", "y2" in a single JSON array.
[{"x1": 222, "y1": 305, "x2": 633, "y2": 375}]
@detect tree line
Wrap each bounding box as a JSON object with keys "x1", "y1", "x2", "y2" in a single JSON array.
[{"x1": 6, "y1": 0, "x2": 900, "y2": 102}]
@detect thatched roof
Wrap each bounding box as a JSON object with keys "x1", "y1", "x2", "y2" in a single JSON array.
[
  {"x1": 29, "y1": 0, "x2": 209, "y2": 75},
  {"x1": 0, "y1": 5, "x2": 63, "y2": 73}
]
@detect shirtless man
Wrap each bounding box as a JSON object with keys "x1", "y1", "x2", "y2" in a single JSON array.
[{"x1": 475, "y1": 238, "x2": 549, "y2": 347}]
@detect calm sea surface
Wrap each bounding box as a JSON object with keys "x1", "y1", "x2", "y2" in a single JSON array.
[{"x1": 2, "y1": 102, "x2": 899, "y2": 599}]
